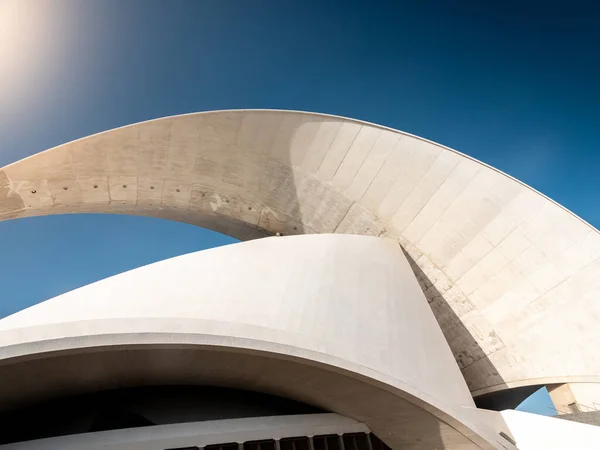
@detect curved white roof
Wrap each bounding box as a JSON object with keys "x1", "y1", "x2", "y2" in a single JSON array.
[
  {"x1": 0, "y1": 109, "x2": 598, "y2": 398},
  {"x1": 0, "y1": 234, "x2": 510, "y2": 449}
]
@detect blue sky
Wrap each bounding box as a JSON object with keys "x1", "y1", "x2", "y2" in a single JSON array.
[{"x1": 1, "y1": 0, "x2": 597, "y2": 415}]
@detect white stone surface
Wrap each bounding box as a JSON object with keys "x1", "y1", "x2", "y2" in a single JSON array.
[
  {"x1": 0, "y1": 235, "x2": 512, "y2": 449},
  {"x1": 500, "y1": 409, "x2": 600, "y2": 450},
  {"x1": 1, "y1": 109, "x2": 598, "y2": 398}
]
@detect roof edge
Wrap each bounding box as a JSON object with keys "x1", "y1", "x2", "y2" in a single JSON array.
[{"x1": 3, "y1": 108, "x2": 597, "y2": 235}]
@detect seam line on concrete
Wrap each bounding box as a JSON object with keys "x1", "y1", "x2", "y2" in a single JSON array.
[
  {"x1": 345, "y1": 129, "x2": 383, "y2": 191},
  {"x1": 185, "y1": 178, "x2": 193, "y2": 211},
  {"x1": 358, "y1": 135, "x2": 403, "y2": 205},
  {"x1": 400, "y1": 155, "x2": 461, "y2": 235},
  {"x1": 333, "y1": 201, "x2": 356, "y2": 233},
  {"x1": 376, "y1": 142, "x2": 434, "y2": 218},
  {"x1": 104, "y1": 140, "x2": 111, "y2": 205},
  {"x1": 506, "y1": 252, "x2": 600, "y2": 329},
  {"x1": 416, "y1": 252, "x2": 508, "y2": 369},
  {"x1": 135, "y1": 140, "x2": 141, "y2": 206},
  {"x1": 328, "y1": 126, "x2": 363, "y2": 182},
  {"x1": 301, "y1": 122, "x2": 321, "y2": 167},
  {"x1": 423, "y1": 163, "x2": 482, "y2": 244},
  {"x1": 310, "y1": 121, "x2": 344, "y2": 173},
  {"x1": 314, "y1": 121, "x2": 345, "y2": 176},
  {"x1": 418, "y1": 166, "x2": 496, "y2": 266},
  {"x1": 390, "y1": 150, "x2": 446, "y2": 228}
]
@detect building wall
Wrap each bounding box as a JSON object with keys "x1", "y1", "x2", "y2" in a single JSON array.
[
  {"x1": 499, "y1": 409, "x2": 600, "y2": 450},
  {"x1": 0, "y1": 234, "x2": 509, "y2": 449},
  {"x1": 0, "y1": 234, "x2": 472, "y2": 412},
  {"x1": 1, "y1": 110, "x2": 599, "y2": 400},
  {"x1": 548, "y1": 383, "x2": 600, "y2": 414}
]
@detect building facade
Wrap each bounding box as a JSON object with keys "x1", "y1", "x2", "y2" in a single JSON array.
[{"x1": 0, "y1": 110, "x2": 599, "y2": 449}]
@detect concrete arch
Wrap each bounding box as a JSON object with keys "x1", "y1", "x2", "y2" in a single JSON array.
[
  {"x1": 1, "y1": 110, "x2": 599, "y2": 399},
  {"x1": 0, "y1": 235, "x2": 512, "y2": 449}
]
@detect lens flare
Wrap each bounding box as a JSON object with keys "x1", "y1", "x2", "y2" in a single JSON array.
[{"x1": 0, "y1": 0, "x2": 61, "y2": 108}]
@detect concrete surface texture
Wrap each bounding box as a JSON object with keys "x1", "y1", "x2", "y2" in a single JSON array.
[
  {"x1": 0, "y1": 235, "x2": 516, "y2": 450},
  {"x1": 558, "y1": 410, "x2": 600, "y2": 426},
  {"x1": 547, "y1": 382, "x2": 600, "y2": 414},
  {"x1": 0, "y1": 110, "x2": 599, "y2": 399}
]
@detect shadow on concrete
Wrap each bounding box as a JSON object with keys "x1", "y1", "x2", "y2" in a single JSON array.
[
  {"x1": 0, "y1": 111, "x2": 526, "y2": 448},
  {"x1": 0, "y1": 386, "x2": 321, "y2": 445},
  {"x1": 400, "y1": 248, "x2": 518, "y2": 410}
]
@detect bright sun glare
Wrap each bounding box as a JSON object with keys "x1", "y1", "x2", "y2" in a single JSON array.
[{"x1": 0, "y1": 0, "x2": 58, "y2": 102}]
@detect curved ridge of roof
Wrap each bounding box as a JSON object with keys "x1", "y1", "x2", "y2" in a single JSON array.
[
  {"x1": 3, "y1": 109, "x2": 596, "y2": 234},
  {"x1": 0, "y1": 234, "x2": 505, "y2": 449}
]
